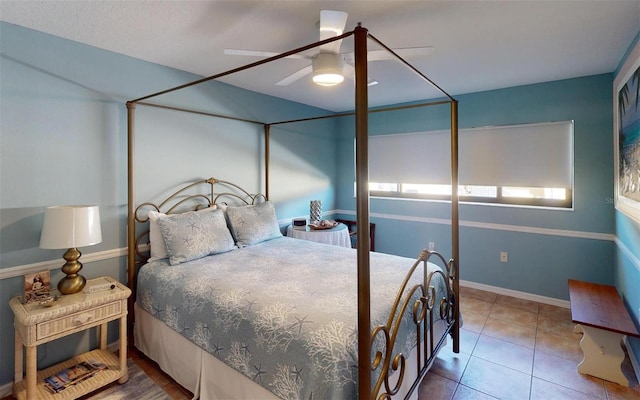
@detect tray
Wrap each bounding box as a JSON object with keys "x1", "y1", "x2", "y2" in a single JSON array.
[{"x1": 308, "y1": 220, "x2": 339, "y2": 230}]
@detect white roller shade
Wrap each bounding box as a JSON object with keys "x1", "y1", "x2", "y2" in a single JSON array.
[
  {"x1": 369, "y1": 121, "x2": 573, "y2": 187},
  {"x1": 369, "y1": 131, "x2": 450, "y2": 185}
]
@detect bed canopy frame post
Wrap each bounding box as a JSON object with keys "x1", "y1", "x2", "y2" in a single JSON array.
[
  {"x1": 264, "y1": 124, "x2": 270, "y2": 200},
  {"x1": 126, "y1": 101, "x2": 136, "y2": 335},
  {"x1": 353, "y1": 24, "x2": 372, "y2": 400},
  {"x1": 450, "y1": 100, "x2": 460, "y2": 354}
]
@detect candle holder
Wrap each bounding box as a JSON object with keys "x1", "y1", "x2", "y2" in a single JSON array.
[{"x1": 310, "y1": 200, "x2": 322, "y2": 224}]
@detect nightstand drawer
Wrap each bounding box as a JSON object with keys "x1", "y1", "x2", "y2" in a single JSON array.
[{"x1": 36, "y1": 301, "x2": 122, "y2": 340}]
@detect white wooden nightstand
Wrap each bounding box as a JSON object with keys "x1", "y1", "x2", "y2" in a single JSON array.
[{"x1": 10, "y1": 276, "x2": 131, "y2": 400}]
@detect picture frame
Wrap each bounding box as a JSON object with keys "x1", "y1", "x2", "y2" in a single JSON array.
[
  {"x1": 23, "y1": 270, "x2": 51, "y2": 304},
  {"x1": 614, "y1": 39, "x2": 640, "y2": 224}
]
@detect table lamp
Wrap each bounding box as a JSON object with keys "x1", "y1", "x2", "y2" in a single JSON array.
[{"x1": 39, "y1": 205, "x2": 102, "y2": 295}]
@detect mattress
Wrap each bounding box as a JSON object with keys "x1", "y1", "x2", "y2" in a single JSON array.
[{"x1": 136, "y1": 236, "x2": 449, "y2": 399}]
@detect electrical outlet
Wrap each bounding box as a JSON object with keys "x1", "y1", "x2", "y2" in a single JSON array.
[
  {"x1": 428, "y1": 242, "x2": 435, "y2": 251},
  {"x1": 500, "y1": 251, "x2": 508, "y2": 262}
]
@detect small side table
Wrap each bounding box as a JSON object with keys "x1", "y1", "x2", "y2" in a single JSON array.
[
  {"x1": 10, "y1": 276, "x2": 131, "y2": 400},
  {"x1": 286, "y1": 223, "x2": 351, "y2": 248},
  {"x1": 335, "y1": 219, "x2": 376, "y2": 251}
]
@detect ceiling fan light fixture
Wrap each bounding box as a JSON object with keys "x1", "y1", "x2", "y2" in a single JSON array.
[
  {"x1": 313, "y1": 73, "x2": 344, "y2": 86},
  {"x1": 312, "y1": 53, "x2": 344, "y2": 86}
]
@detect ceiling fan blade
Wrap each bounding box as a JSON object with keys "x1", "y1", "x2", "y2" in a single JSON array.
[
  {"x1": 343, "y1": 64, "x2": 378, "y2": 86},
  {"x1": 319, "y1": 10, "x2": 348, "y2": 54},
  {"x1": 224, "y1": 49, "x2": 308, "y2": 60},
  {"x1": 275, "y1": 65, "x2": 313, "y2": 86},
  {"x1": 366, "y1": 47, "x2": 435, "y2": 62}
]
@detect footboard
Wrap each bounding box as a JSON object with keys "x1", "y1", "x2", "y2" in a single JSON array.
[{"x1": 372, "y1": 250, "x2": 458, "y2": 399}]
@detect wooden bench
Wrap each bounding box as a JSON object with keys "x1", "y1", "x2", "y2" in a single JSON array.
[{"x1": 568, "y1": 279, "x2": 640, "y2": 386}]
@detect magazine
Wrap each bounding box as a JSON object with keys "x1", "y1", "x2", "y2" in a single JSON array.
[{"x1": 43, "y1": 358, "x2": 107, "y2": 394}]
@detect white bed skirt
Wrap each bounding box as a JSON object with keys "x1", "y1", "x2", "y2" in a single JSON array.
[{"x1": 134, "y1": 303, "x2": 438, "y2": 399}]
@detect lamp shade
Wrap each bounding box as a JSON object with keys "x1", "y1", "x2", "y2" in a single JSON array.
[{"x1": 40, "y1": 205, "x2": 102, "y2": 249}]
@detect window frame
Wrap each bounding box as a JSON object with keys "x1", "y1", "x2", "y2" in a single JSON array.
[
  {"x1": 368, "y1": 184, "x2": 573, "y2": 209},
  {"x1": 363, "y1": 121, "x2": 575, "y2": 209}
]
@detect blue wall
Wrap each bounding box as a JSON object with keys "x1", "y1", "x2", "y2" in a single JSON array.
[
  {"x1": 336, "y1": 74, "x2": 616, "y2": 301},
  {"x1": 0, "y1": 22, "x2": 337, "y2": 387}
]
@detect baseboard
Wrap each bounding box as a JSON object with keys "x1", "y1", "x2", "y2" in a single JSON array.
[
  {"x1": 459, "y1": 279, "x2": 571, "y2": 308},
  {"x1": 0, "y1": 341, "x2": 122, "y2": 397}
]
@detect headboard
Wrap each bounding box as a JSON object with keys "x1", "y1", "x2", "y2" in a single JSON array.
[{"x1": 132, "y1": 177, "x2": 266, "y2": 266}]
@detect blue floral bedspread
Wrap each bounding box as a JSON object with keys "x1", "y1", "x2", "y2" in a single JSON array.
[{"x1": 136, "y1": 236, "x2": 448, "y2": 399}]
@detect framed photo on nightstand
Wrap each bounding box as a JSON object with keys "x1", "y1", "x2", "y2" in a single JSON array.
[{"x1": 23, "y1": 270, "x2": 51, "y2": 304}]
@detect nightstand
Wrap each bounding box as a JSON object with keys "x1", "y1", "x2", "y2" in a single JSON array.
[
  {"x1": 286, "y1": 223, "x2": 351, "y2": 248},
  {"x1": 10, "y1": 276, "x2": 131, "y2": 400}
]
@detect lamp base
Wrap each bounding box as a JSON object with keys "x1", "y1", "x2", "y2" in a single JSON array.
[
  {"x1": 57, "y1": 247, "x2": 87, "y2": 295},
  {"x1": 58, "y1": 274, "x2": 86, "y2": 295}
]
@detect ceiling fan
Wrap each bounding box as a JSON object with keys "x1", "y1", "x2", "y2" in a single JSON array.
[{"x1": 224, "y1": 10, "x2": 434, "y2": 87}]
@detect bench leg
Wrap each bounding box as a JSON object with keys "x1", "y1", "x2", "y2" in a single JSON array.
[{"x1": 575, "y1": 324, "x2": 629, "y2": 387}]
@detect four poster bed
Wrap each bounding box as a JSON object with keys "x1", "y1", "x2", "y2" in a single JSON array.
[{"x1": 126, "y1": 25, "x2": 460, "y2": 400}]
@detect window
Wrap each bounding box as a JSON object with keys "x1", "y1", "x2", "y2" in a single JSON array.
[{"x1": 366, "y1": 121, "x2": 574, "y2": 208}]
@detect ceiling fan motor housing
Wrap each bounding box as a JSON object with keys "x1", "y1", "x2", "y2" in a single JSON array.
[{"x1": 312, "y1": 53, "x2": 345, "y2": 86}]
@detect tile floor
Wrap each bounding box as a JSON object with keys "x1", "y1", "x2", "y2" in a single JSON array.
[
  {"x1": 417, "y1": 286, "x2": 640, "y2": 400},
  {"x1": 4, "y1": 286, "x2": 638, "y2": 400}
]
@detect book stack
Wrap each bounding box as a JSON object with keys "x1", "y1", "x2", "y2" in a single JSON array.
[{"x1": 43, "y1": 359, "x2": 107, "y2": 394}]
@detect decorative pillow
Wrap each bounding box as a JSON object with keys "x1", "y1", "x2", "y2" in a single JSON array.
[
  {"x1": 148, "y1": 206, "x2": 217, "y2": 262},
  {"x1": 226, "y1": 201, "x2": 282, "y2": 247},
  {"x1": 147, "y1": 210, "x2": 168, "y2": 262},
  {"x1": 156, "y1": 208, "x2": 235, "y2": 265}
]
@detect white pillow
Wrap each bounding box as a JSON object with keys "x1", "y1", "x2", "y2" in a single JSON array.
[{"x1": 148, "y1": 210, "x2": 168, "y2": 262}]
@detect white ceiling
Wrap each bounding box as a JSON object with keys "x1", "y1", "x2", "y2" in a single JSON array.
[{"x1": 1, "y1": 0, "x2": 639, "y2": 112}]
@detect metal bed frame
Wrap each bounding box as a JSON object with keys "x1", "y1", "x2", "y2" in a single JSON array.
[{"x1": 126, "y1": 24, "x2": 459, "y2": 400}]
